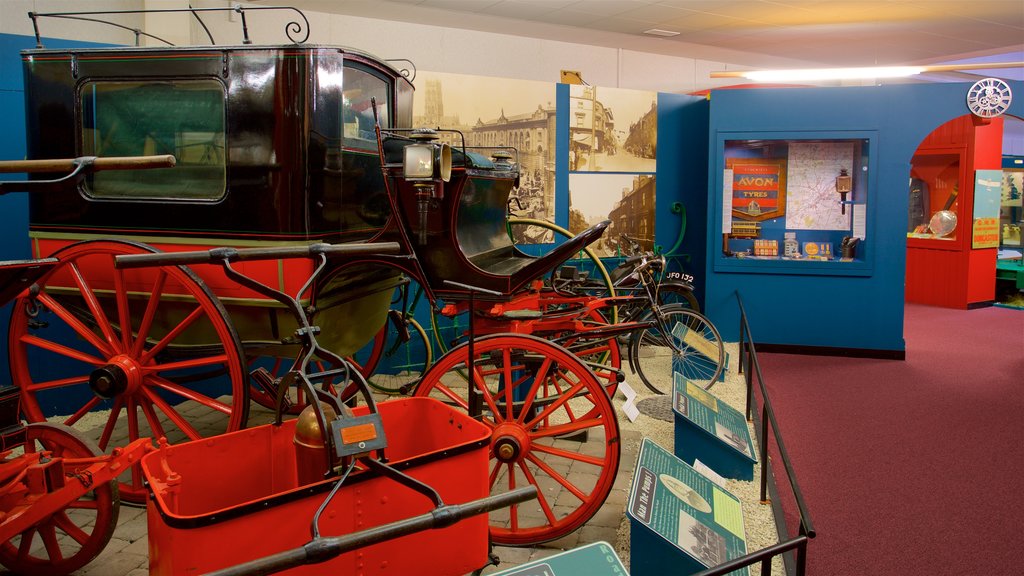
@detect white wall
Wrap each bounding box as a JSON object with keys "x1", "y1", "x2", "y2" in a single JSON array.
[
  {"x1": 2, "y1": 1, "x2": 144, "y2": 46},
  {"x1": 2, "y1": 0, "x2": 768, "y2": 94}
]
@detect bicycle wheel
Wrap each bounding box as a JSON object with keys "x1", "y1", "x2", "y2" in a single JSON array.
[
  {"x1": 366, "y1": 314, "x2": 432, "y2": 394},
  {"x1": 413, "y1": 334, "x2": 620, "y2": 546},
  {"x1": 0, "y1": 423, "x2": 119, "y2": 576},
  {"x1": 629, "y1": 305, "x2": 724, "y2": 394}
]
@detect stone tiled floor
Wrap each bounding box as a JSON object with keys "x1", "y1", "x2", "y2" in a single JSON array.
[{"x1": 15, "y1": 401, "x2": 641, "y2": 576}]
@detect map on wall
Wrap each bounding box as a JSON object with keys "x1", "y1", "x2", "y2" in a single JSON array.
[{"x1": 786, "y1": 142, "x2": 854, "y2": 230}]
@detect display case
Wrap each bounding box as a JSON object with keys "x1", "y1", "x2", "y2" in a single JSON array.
[
  {"x1": 715, "y1": 133, "x2": 873, "y2": 276},
  {"x1": 907, "y1": 150, "x2": 964, "y2": 244},
  {"x1": 1001, "y1": 162, "x2": 1023, "y2": 248}
]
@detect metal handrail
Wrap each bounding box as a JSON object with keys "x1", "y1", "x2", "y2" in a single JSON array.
[{"x1": 689, "y1": 290, "x2": 816, "y2": 576}]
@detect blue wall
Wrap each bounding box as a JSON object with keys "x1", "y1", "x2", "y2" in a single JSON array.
[
  {"x1": 703, "y1": 81, "x2": 1024, "y2": 353},
  {"x1": 1, "y1": 33, "x2": 112, "y2": 385}
]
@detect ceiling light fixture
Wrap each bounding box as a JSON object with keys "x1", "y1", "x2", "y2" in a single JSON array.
[
  {"x1": 711, "y1": 62, "x2": 1024, "y2": 82},
  {"x1": 643, "y1": 28, "x2": 680, "y2": 37}
]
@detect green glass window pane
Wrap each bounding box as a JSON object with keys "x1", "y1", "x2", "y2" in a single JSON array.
[
  {"x1": 81, "y1": 79, "x2": 226, "y2": 200},
  {"x1": 342, "y1": 66, "x2": 390, "y2": 150}
]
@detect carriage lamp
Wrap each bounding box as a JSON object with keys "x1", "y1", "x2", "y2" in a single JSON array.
[
  {"x1": 836, "y1": 168, "x2": 852, "y2": 214},
  {"x1": 403, "y1": 143, "x2": 451, "y2": 182}
]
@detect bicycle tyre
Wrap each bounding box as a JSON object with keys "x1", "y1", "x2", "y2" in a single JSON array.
[{"x1": 628, "y1": 304, "x2": 724, "y2": 394}]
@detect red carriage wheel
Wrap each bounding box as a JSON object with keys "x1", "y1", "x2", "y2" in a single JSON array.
[
  {"x1": 413, "y1": 334, "x2": 620, "y2": 546},
  {"x1": 0, "y1": 423, "x2": 119, "y2": 576},
  {"x1": 9, "y1": 240, "x2": 248, "y2": 503},
  {"x1": 551, "y1": 308, "x2": 623, "y2": 399}
]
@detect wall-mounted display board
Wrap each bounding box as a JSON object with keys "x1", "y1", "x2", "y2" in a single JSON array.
[
  {"x1": 672, "y1": 372, "x2": 757, "y2": 481},
  {"x1": 717, "y1": 135, "x2": 874, "y2": 277},
  {"x1": 489, "y1": 541, "x2": 627, "y2": 576},
  {"x1": 628, "y1": 438, "x2": 749, "y2": 576}
]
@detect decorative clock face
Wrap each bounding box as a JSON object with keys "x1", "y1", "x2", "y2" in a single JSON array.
[{"x1": 966, "y1": 78, "x2": 1012, "y2": 118}]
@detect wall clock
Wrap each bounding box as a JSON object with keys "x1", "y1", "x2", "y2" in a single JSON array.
[{"x1": 966, "y1": 78, "x2": 1012, "y2": 118}]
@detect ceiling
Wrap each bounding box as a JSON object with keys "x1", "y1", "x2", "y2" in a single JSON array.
[{"x1": 273, "y1": 0, "x2": 1024, "y2": 74}]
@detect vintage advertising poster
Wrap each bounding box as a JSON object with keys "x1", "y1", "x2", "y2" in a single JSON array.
[
  {"x1": 725, "y1": 158, "x2": 786, "y2": 222},
  {"x1": 973, "y1": 169, "x2": 1002, "y2": 248}
]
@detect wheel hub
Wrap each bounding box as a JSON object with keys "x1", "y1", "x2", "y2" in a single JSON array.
[
  {"x1": 492, "y1": 423, "x2": 531, "y2": 463},
  {"x1": 89, "y1": 356, "x2": 143, "y2": 398}
]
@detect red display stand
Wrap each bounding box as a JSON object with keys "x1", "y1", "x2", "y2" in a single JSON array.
[{"x1": 906, "y1": 115, "x2": 1004, "y2": 308}]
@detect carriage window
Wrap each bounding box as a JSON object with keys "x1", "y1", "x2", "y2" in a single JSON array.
[
  {"x1": 80, "y1": 79, "x2": 226, "y2": 200},
  {"x1": 342, "y1": 66, "x2": 390, "y2": 150}
]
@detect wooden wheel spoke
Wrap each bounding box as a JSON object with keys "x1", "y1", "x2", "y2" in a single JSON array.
[
  {"x1": 138, "y1": 304, "x2": 206, "y2": 364},
  {"x1": 113, "y1": 267, "x2": 132, "y2": 351},
  {"x1": 142, "y1": 387, "x2": 202, "y2": 441},
  {"x1": 524, "y1": 379, "x2": 587, "y2": 429},
  {"x1": 144, "y1": 351, "x2": 232, "y2": 374},
  {"x1": 63, "y1": 396, "x2": 103, "y2": 427},
  {"x1": 517, "y1": 461, "x2": 558, "y2": 526},
  {"x1": 139, "y1": 395, "x2": 168, "y2": 440},
  {"x1": 514, "y1": 357, "x2": 553, "y2": 424},
  {"x1": 488, "y1": 459, "x2": 503, "y2": 489},
  {"x1": 506, "y1": 463, "x2": 520, "y2": 531},
  {"x1": 131, "y1": 269, "x2": 169, "y2": 357},
  {"x1": 525, "y1": 452, "x2": 587, "y2": 502},
  {"x1": 53, "y1": 512, "x2": 90, "y2": 545},
  {"x1": 531, "y1": 441, "x2": 607, "y2": 467},
  {"x1": 38, "y1": 522, "x2": 64, "y2": 562},
  {"x1": 19, "y1": 371, "x2": 91, "y2": 393},
  {"x1": 127, "y1": 397, "x2": 141, "y2": 442},
  {"x1": 148, "y1": 374, "x2": 233, "y2": 415},
  {"x1": 66, "y1": 261, "x2": 120, "y2": 353},
  {"x1": 20, "y1": 333, "x2": 106, "y2": 369},
  {"x1": 17, "y1": 527, "x2": 35, "y2": 560},
  {"x1": 98, "y1": 397, "x2": 125, "y2": 451},
  {"x1": 530, "y1": 417, "x2": 604, "y2": 440},
  {"x1": 468, "y1": 363, "x2": 503, "y2": 421}
]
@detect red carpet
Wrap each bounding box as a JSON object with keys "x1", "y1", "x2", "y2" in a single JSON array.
[{"x1": 758, "y1": 303, "x2": 1024, "y2": 576}]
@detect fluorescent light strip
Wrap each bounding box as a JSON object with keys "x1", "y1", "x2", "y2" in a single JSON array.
[
  {"x1": 711, "y1": 62, "x2": 1023, "y2": 82},
  {"x1": 644, "y1": 28, "x2": 680, "y2": 37}
]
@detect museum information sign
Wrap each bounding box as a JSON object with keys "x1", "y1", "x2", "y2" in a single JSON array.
[
  {"x1": 628, "y1": 438, "x2": 749, "y2": 576},
  {"x1": 490, "y1": 542, "x2": 627, "y2": 576},
  {"x1": 672, "y1": 372, "x2": 757, "y2": 480}
]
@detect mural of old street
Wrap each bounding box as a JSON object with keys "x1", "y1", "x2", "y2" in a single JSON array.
[
  {"x1": 569, "y1": 173, "x2": 656, "y2": 258},
  {"x1": 568, "y1": 85, "x2": 657, "y2": 174},
  {"x1": 414, "y1": 71, "x2": 556, "y2": 242}
]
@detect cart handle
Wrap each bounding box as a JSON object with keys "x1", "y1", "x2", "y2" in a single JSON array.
[
  {"x1": 114, "y1": 242, "x2": 402, "y2": 269},
  {"x1": 202, "y1": 486, "x2": 538, "y2": 576},
  {"x1": 0, "y1": 154, "x2": 176, "y2": 174}
]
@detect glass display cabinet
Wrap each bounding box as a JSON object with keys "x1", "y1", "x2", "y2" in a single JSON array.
[{"x1": 715, "y1": 135, "x2": 873, "y2": 276}]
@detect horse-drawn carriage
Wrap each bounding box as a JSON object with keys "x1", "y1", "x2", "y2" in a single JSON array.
[{"x1": 0, "y1": 14, "x2": 724, "y2": 572}]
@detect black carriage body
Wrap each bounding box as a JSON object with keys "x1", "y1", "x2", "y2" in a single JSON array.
[{"x1": 21, "y1": 45, "x2": 413, "y2": 244}]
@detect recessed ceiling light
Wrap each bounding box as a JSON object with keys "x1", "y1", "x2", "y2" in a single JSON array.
[{"x1": 643, "y1": 29, "x2": 680, "y2": 37}]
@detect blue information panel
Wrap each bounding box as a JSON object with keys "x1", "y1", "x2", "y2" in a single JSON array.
[
  {"x1": 490, "y1": 541, "x2": 627, "y2": 575},
  {"x1": 672, "y1": 372, "x2": 757, "y2": 480},
  {"x1": 628, "y1": 439, "x2": 748, "y2": 576}
]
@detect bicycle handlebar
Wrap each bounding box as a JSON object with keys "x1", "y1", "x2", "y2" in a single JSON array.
[
  {"x1": 0, "y1": 154, "x2": 176, "y2": 174},
  {"x1": 114, "y1": 242, "x2": 402, "y2": 269},
  {"x1": 203, "y1": 486, "x2": 537, "y2": 576}
]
